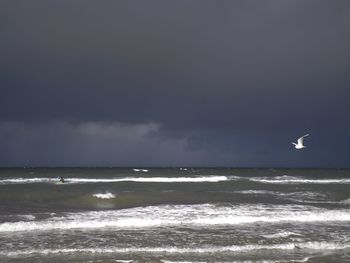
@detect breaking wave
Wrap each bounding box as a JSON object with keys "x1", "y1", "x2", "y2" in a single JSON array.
[
  {"x1": 2, "y1": 242, "x2": 349, "y2": 257},
  {"x1": 1, "y1": 204, "x2": 349, "y2": 233},
  {"x1": 132, "y1": 169, "x2": 149, "y2": 172},
  {"x1": 92, "y1": 192, "x2": 116, "y2": 199},
  {"x1": 0, "y1": 176, "x2": 230, "y2": 185},
  {"x1": 263, "y1": 231, "x2": 302, "y2": 239},
  {"x1": 235, "y1": 190, "x2": 277, "y2": 195},
  {"x1": 2, "y1": 174, "x2": 350, "y2": 185},
  {"x1": 249, "y1": 175, "x2": 350, "y2": 184},
  {"x1": 340, "y1": 198, "x2": 350, "y2": 205},
  {"x1": 0, "y1": 178, "x2": 54, "y2": 184}
]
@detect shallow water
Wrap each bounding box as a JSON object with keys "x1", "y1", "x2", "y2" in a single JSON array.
[{"x1": 0, "y1": 168, "x2": 349, "y2": 262}]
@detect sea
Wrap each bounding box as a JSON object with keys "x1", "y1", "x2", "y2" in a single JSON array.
[{"x1": 0, "y1": 168, "x2": 349, "y2": 263}]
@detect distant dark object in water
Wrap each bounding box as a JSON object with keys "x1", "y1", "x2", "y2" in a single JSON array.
[
  {"x1": 294, "y1": 245, "x2": 301, "y2": 249},
  {"x1": 59, "y1": 176, "x2": 65, "y2": 183}
]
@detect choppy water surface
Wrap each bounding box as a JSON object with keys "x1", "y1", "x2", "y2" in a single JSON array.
[{"x1": 0, "y1": 168, "x2": 349, "y2": 262}]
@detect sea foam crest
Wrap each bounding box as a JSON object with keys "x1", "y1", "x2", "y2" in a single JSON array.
[
  {"x1": 1, "y1": 204, "x2": 350, "y2": 233},
  {"x1": 249, "y1": 175, "x2": 350, "y2": 184},
  {"x1": 69, "y1": 176, "x2": 229, "y2": 183},
  {"x1": 0, "y1": 178, "x2": 55, "y2": 184},
  {"x1": 263, "y1": 231, "x2": 302, "y2": 239},
  {"x1": 235, "y1": 190, "x2": 276, "y2": 195},
  {"x1": 18, "y1": 215, "x2": 36, "y2": 221},
  {"x1": 0, "y1": 176, "x2": 229, "y2": 184},
  {"x1": 133, "y1": 169, "x2": 149, "y2": 172},
  {"x1": 92, "y1": 192, "x2": 116, "y2": 199},
  {"x1": 340, "y1": 198, "x2": 350, "y2": 205},
  {"x1": 2, "y1": 242, "x2": 349, "y2": 257}
]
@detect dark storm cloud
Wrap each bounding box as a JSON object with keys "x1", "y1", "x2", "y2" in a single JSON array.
[
  {"x1": 1, "y1": 1, "x2": 350, "y2": 166},
  {"x1": 0, "y1": 121, "x2": 237, "y2": 166}
]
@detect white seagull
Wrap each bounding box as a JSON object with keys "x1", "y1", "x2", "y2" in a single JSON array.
[{"x1": 292, "y1": 134, "x2": 310, "y2": 149}]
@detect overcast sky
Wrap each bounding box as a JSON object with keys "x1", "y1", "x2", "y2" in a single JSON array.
[{"x1": 1, "y1": 0, "x2": 350, "y2": 167}]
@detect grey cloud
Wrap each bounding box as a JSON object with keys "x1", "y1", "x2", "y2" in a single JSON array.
[
  {"x1": 1, "y1": 121, "x2": 348, "y2": 167},
  {"x1": 0, "y1": 121, "x2": 256, "y2": 167},
  {"x1": 0, "y1": 121, "x2": 188, "y2": 166},
  {"x1": 0, "y1": 120, "x2": 348, "y2": 167}
]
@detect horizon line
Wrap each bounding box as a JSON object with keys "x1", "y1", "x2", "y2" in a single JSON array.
[{"x1": 0, "y1": 166, "x2": 349, "y2": 169}]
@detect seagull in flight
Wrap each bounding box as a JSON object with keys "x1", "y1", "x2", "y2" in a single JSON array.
[{"x1": 292, "y1": 134, "x2": 310, "y2": 149}]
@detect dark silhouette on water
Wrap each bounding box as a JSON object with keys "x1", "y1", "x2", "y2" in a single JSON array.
[{"x1": 59, "y1": 176, "x2": 65, "y2": 183}]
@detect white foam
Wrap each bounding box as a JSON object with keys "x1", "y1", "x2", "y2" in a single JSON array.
[
  {"x1": 235, "y1": 190, "x2": 276, "y2": 195},
  {"x1": 340, "y1": 198, "x2": 350, "y2": 205},
  {"x1": 0, "y1": 176, "x2": 229, "y2": 184},
  {"x1": 92, "y1": 192, "x2": 116, "y2": 199},
  {"x1": 263, "y1": 231, "x2": 302, "y2": 239},
  {"x1": 70, "y1": 176, "x2": 228, "y2": 183},
  {"x1": 133, "y1": 169, "x2": 149, "y2": 172},
  {"x1": 235, "y1": 190, "x2": 329, "y2": 203},
  {"x1": 146, "y1": 261, "x2": 277, "y2": 263},
  {"x1": 291, "y1": 257, "x2": 311, "y2": 263},
  {"x1": 250, "y1": 176, "x2": 350, "y2": 184},
  {"x1": 18, "y1": 215, "x2": 36, "y2": 221},
  {"x1": 4, "y1": 175, "x2": 349, "y2": 185},
  {"x1": 0, "y1": 178, "x2": 55, "y2": 184},
  {"x1": 280, "y1": 191, "x2": 327, "y2": 198},
  {"x1": 2, "y1": 242, "x2": 349, "y2": 257},
  {"x1": 1, "y1": 204, "x2": 350, "y2": 233}
]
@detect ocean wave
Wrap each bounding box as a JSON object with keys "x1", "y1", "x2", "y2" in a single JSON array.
[
  {"x1": 92, "y1": 192, "x2": 116, "y2": 199},
  {"x1": 0, "y1": 176, "x2": 229, "y2": 185},
  {"x1": 234, "y1": 190, "x2": 332, "y2": 204},
  {"x1": 2, "y1": 242, "x2": 349, "y2": 257},
  {"x1": 69, "y1": 176, "x2": 229, "y2": 183},
  {"x1": 1, "y1": 204, "x2": 350, "y2": 233},
  {"x1": 18, "y1": 215, "x2": 36, "y2": 221},
  {"x1": 132, "y1": 169, "x2": 149, "y2": 172},
  {"x1": 235, "y1": 190, "x2": 277, "y2": 195},
  {"x1": 249, "y1": 175, "x2": 350, "y2": 184},
  {"x1": 340, "y1": 198, "x2": 350, "y2": 205},
  {"x1": 164, "y1": 259, "x2": 310, "y2": 263},
  {"x1": 0, "y1": 178, "x2": 55, "y2": 184},
  {"x1": 263, "y1": 231, "x2": 302, "y2": 239},
  {"x1": 2, "y1": 175, "x2": 349, "y2": 185}
]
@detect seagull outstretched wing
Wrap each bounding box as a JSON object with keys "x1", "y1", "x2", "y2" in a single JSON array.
[{"x1": 297, "y1": 134, "x2": 310, "y2": 145}]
